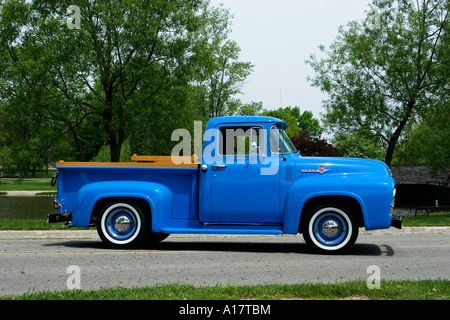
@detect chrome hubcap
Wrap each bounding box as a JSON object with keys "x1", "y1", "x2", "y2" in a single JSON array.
[
  {"x1": 320, "y1": 219, "x2": 340, "y2": 238},
  {"x1": 114, "y1": 216, "x2": 131, "y2": 233}
]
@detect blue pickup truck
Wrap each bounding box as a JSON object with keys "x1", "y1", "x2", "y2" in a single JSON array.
[{"x1": 48, "y1": 116, "x2": 401, "y2": 253}]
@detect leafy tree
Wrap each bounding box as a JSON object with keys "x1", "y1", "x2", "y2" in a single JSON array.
[
  {"x1": 0, "y1": 0, "x2": 250, "y2": 164},
  {"x1": 233, "y1": 101, "x2": 263, "y2": 116},
  {"x1": 407, "y1": 102, "x2": 450, "y2": 176},
  {"x1": 332, "y1": 132, "x2": 385, "y2": 161},
  {"x1": 307, "y1": 0, "x2": 448, "y2": 167},
  {"x1": 194, "y1": 40, "x2": 254, "y2": 118},
  {"x1": 262, "y1": 106, "x2": 322, "y2": 138}
]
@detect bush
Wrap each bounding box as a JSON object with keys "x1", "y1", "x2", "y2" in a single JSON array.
[{"x1": 291, "y1": 131, "x2": 341, "y2": 157}]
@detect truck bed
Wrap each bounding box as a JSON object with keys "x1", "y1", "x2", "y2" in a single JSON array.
[{"x1": 56, "y1": 155, "x2": 200, "y2": 225}]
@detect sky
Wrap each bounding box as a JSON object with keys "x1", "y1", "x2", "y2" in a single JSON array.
[{"x1": 209, "y1": 0, "x2": 373, "y2": 121}]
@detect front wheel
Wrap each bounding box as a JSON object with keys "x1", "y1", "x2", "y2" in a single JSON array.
[
  {"x1": 302, "y1": 204, "x2": 358, "y2": 254},
  {"x1": 97, "y1": 201, "x2": 149, "y2": 248}
]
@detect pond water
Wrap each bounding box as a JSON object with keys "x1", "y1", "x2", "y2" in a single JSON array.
[{"x1": 0, "y1": 196, "x2": 54, "y2": 220}]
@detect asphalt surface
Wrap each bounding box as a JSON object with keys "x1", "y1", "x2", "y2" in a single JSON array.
[{"x1": 0, "y1": 227, "x2": 449, "y2": 297}]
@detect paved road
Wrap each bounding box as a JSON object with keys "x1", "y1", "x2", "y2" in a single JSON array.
[{"x1": 0, "y1": 228, "x2": 449, "y2": 296}]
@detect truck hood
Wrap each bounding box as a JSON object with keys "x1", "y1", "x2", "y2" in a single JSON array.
[{"x1": 293, "y1": 155, "x2": 392, "y2": 179}]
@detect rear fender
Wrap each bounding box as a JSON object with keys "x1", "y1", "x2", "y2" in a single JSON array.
[{"x1": 71, "y1": 181, "x2": 173, "y2": 231}]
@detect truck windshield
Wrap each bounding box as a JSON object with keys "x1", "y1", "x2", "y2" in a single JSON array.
[{"x1": 269, "y1": 125, "x2": 297, "y2": 154}]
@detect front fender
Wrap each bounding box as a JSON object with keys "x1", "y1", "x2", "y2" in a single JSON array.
[
  {"x1": 71, "y1": 181, "x2": 173, "y2": 231},
  {"x1": 283, "y1": 174, "x2": 395, "y2": 234}
]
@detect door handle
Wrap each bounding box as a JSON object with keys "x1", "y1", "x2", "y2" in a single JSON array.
[{"x1": 213, "y1": 165, "x2": 227, "y2": 170}]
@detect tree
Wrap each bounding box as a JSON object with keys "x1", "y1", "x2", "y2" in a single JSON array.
[
  {"x1": 233, "y1": 101, "x2": 262, "y2": 116},
  {"x1": 407, "y1": 101, "x2": 450, "y2": 176},
  {"x1": 0, "y1": 100, "x2": 49, "y2": 177},
  {"x1": 262, "y1": 106, "x2": 322, "y2": 138},
  {"x1": 307, "y1": 0, "x2": 448, "y2": 167},
  {"x1": 332, "y1": 132, "x2": 385, "y2": 161},
  {"x1": 1, "y1": 0, "x2": 249, "y2": 164},
  {"x1": 194, "y1": 40, "x2": 253, "y2": 118}
]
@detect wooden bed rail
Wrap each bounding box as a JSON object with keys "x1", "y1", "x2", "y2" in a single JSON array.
[{"x1": 56, "y1": 154, "x2": 199, "y2": 168}]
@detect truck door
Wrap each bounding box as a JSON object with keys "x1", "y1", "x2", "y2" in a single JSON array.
[{"x1": 201, "y1": 125, "x2": 281, "y2": 224}]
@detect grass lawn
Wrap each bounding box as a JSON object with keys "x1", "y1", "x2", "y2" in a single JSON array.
[
  {"x1": 402, "y1": 210, "x2": 450, "y2": 227},
  {"x1": 0, "y1": 219, "x2": 93, "y2": 230},
  {"x1": 2, "y1": 280, "x2": 449, "y2": 300},
  {"x1": 0, "y1": 171, "x2": 57, "y2": 192}
]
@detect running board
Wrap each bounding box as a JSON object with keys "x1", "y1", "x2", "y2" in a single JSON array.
[
  {"x1": 161, "y1": 222, "x2": 284, "y2": 235},
  {"x1": 202, "y1": 222, "x2": 282, "y2": 227}
]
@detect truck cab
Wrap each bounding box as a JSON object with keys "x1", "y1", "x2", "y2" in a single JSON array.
[
  {"x1": 49, "y1": 116, "x2": 401, "y2": 253},
  {"x1": 199, "y1": 116, "x2": 291, "y2": 225}
]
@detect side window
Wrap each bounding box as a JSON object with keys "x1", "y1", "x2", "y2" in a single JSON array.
[{"x1": 218, "y1": 126, "x2": 262, "y2": 156}]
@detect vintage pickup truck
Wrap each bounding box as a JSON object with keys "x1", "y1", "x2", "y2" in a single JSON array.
[{"x1": 48, "y1": 116, "x2": 401, "y2": 253}]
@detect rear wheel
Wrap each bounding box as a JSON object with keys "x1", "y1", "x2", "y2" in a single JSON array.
[
  {"x1": 302, "y1": 203, "x2": 358, "y2": 254},
  {"x1": 97, "y1": 201, "x2": 149, "y2": 248}
]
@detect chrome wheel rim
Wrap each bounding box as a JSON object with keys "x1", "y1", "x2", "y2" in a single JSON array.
[
  {"x1": 101, "y1": 203, "x2": 141, "y2": 245},
  {"x1": 308, "y1": 207, "x2": 352, "y2": 251}
]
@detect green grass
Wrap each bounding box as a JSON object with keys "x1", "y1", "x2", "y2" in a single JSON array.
[
  {"x1": 0, "y1": 177, "x2": 56, "y2": 192},
  {"x1": 2, "y1": 280, "x2": 449, "y2": 300},
  {"x1": 0, "y1": 219, "x2": 66, "y2": 230},
  {"x1": 35, "y1": 191, "x2": 57, "y2": 196},
  {"x1": 402, "y1": 210, "x2": 450, "y2": 227},
  {"x1": 0, "y1": 219, "x2": 94, "y2": 230},
  {"x1": 0, "y1": 169, "x2": 56, "y2": 191}
]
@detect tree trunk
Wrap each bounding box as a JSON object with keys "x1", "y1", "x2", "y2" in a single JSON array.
[
  {"x1": 70, "y1": 128, "x2": 86, "y2": 161},
  {"x1": 102, "y1": 83, "x2": 124, "y2": 162},
  {"x1": 102, "y1": 109, "x2": 122, "y2": 162},
  {"x1": 109, "y1": 137, "x2": 122, "y2": 162},
  {"x1": 385, "y1": 134, "x2": 400, "y2": 168},
  {"x1": 384, "y1": 100, "x2": 415, "y2": 167}
]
